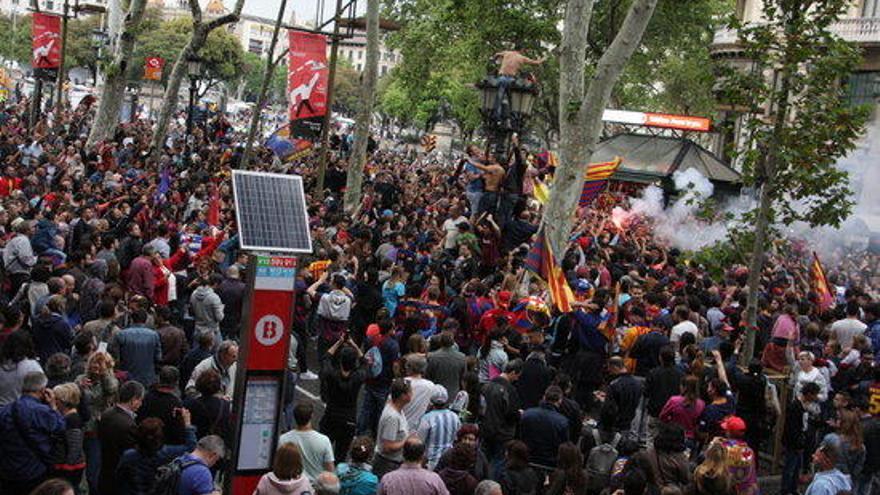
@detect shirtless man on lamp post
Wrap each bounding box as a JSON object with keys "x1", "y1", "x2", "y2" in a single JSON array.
[{"x1": 491, "y1": 49, "x2": 545, "y2": 120}]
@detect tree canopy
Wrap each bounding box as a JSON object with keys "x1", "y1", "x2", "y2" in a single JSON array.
[{"x1": 379, "y1": 0, "x2": 733, "y2": 141}]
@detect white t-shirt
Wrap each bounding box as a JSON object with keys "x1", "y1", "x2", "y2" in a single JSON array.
[
  {"x1": 402, "y1": 376, "x2": 436, "y2": 432},
  {"x1": 278, "y1": 429, "x2": 334, "y2": 482},
  {"x1": 442, "y1": 216, "x2": 468, "y2": 250},
  {"x1": 830, "y1": 318, "x2": 867, "y2": 349},
  {"x1": 671, "y1": 320, "x2": 699, "y2": 344}
]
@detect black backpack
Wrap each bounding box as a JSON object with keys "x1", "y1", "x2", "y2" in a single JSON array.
[{"x1": 150, "y1": 457, "x2": 200, "y2": 495}]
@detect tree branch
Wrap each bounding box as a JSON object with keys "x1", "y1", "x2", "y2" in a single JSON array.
[
  {"x1": 187, "y1": 0, "x2": 202, "y2": 25},
  {"x1": 204, "y1": 0, "x2": 246, "y2": 31},
  {"x1": 272, "y1": 48, "x2": 289, "y2": 68}
]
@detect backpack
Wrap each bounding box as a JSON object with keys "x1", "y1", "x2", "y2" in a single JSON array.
[
  {"x1": 150, "y1": 457, "x2": 199, "y2": 495},
  {"x1": 365, "y1": 343, "x2": 384, "y2": 379},
  {"x1": 584, "y1": 429, "x2": 620, "y2": 494}
]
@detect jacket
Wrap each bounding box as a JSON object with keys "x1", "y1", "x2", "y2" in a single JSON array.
[
  {"x1": 438, "y1": 466, "x2": 478, "y2": 495},
  {"x1": 254, "y1": 472, "x2": 314, "y2": 495},
  {"x1": 3, "y1": 234, "x2": 36, "y2": 274},
  {"x1": 804, "y1": 469, "x2": 852, "y2": 495},
  {"x1": 782, "y1": 398, "x2": 811, "y2": 450},
  {"x1": 190, "y1": 286, "x2": 224, "y2": 334},
  {"x1": 317, "y1": 290, "x2": 352, "y2": 321},
  {"x1": 635, "y1": 448, "x2": 691, "y2": 489},
  {"x1": 125, "y1": 255, "x2": 155, "y2": 299},
  {"x1": 516, "y1": 353, "x2": 554, "y2": 409},
  {"x1": 216, "y1": 277, "x2": 246, "y2": 335},
  {"x1": 519, "y1": 403, "x2": 569, "y2": 466},
  {"x1": 480, "y1": 375, "x2": 521, "y2": 442},
  {"x1": 601, "y1": 372, "x2": 643, "y2": 432},
  {"x1": 187, "y1": 354, "x2": 237, "y2": 398},
  {"x1": 337, "y1": 463, "x2": 379, "y2": 495},
  {"x1": 109, "y1": 326, "x2": 162, "y2": 386},
  {"x1": 644, "y1": 365, "x2": 683, "y2": 417},
  {"x1": 0, "y1": 395, "x2": 66, "y2": 482},
  {"x1": 115, "y1": 425, "x2": 198, "y2": 495},
  {"x1": 97, "y1": 405, "x2": 138, "y2": 495},
  {"x1": 32, "y1": 312, "x2": 74, "y2": 364}
]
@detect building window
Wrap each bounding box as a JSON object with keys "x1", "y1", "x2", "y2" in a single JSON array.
[
  {"x1": 358, "y1": 50, "x2": 363, "y2": 60},
  {"x1": 847, "y1": 72, "x2": 879, "y2": 107},
  {"x1": 381, "y1": 66, "x2": 387, "y2": 76},
  {"x1": 248, "y1": 38, "x2": 264, "y2": 55},
  {"x1": 45, "y1": 0, "x2": 54, "y2": 10},
  {"x1": 863, "y1": 0, "x2": 879, "y2": 17},
  {"x1": 348, "y1": 51, "x2": 353, "y2": 61},
  {"x1": 357, "y1": 64, "x2": 362, "y2": 71}
]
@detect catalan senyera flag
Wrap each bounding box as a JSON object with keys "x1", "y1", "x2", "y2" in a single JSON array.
[
  {"x1": 533, "y1": 178, "x2": 550, "y2": 205},
  {"x1": 579, "y1": 157, "x2": 622, "y2": 207},
  {"x1": 524, "y1": 229, "x2": 574, "y2": 313},
  {"x1": 811, "y1": 251, "x2": 834, "y2": 311},
  {"x1": 598, "y1": 281, "x2": 622, "y2": 341}
]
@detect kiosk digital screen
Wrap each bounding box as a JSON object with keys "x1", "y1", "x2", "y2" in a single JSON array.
[{"x1": 236, "y1": 376, "x2": 281, "y2": 470}]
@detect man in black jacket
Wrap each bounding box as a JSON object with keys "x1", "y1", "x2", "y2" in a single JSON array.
[
  {"x1": 644, "y1": 346, "x2": 683, "y2": 440},
  {"x1": 480, "y1": 359, "x2": 523, "y2": 478},
  {"x1": 781, "y1": 381, "x2": 820, "y2": 495},
  {"x1": 598, "y1": 356, "x2": 643, "y2": 434},
  {"x1": 97, "y1": 381, "x2": 144, "y2": 495}
]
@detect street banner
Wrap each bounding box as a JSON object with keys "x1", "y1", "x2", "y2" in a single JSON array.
[
  {"x1": 288, "y1": 31, "x2": 328, "y2": 139},
  {"x1": 144, "y1": 57, "x2": 165, "y2": 81},
  {"x1": 32, "y1": 13, "x2": 62, "y2": 77}
]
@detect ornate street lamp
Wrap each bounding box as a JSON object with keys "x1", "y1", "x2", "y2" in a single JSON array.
[
  {"x1": 186, "y1": 56, "x2": 205, "y2": 138},
  {"x1": 476, "y1": 75, "x2": 539, "y2": 160}
]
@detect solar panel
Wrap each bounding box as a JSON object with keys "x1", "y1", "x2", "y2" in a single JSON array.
[{"x1": 232, "y1": 170, "x2": 313, "y2": 254}]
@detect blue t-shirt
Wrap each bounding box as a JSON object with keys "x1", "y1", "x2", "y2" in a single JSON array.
[
  {"x1": 465, "y1": 162, "x2": 484, "y2": 193},
  {"x1": 382, "y1": 281, "x2": 405, "y2": 316},
  {"x1": 177, "y1": 454, "x2": 214, "y2": 495}
]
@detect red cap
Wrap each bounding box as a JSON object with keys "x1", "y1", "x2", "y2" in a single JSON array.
[
  {"x1": 497, "y1": 291, "x2": 512, "y2": 308},
  {"x1": 721, "y1": 416, "x2": 747, "y2": 433}
]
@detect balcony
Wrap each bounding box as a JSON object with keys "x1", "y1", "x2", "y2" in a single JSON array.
[{"x1": 711, "y1": 17, "x2": 880, "y2": 56}]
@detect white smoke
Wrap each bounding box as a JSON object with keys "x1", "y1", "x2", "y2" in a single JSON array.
[
  {"x1": 785, "y1": 114, "x2": 880, "y2": 260},
  {"x1": 613, "y1": 168, "x2": 750, "y2": 252}
]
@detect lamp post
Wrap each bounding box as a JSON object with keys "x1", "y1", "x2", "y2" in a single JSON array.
[
  {"x1": 476, "y1": 74, "x2": 538, "y2": 161},
  {"x1": 186, "y1": 57, "x2": 204, "y2": 139},
  {"x1": 90, "y1": 28, "x2": 108, "y2": 87}
]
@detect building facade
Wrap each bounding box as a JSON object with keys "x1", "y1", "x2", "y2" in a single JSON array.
[
  {"x1": 339, "y1": 29, "x2": 401, "y2": 75},
  {"x1": 0, "y1": 0, "x2": 106, "y2": 16}
]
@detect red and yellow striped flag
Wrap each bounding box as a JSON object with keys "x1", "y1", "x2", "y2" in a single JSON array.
[
  {"x1": 811, "y1": 251, "x2": 834, "y2": 311},
  {"x1": 579, "y1": 157, "x2": 622, "y2": 207}
]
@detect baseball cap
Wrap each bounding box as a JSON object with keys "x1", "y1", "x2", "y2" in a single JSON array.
[
  {"x1": 497, "y1": 291, "x2": 512, "y2": 308},
  {"x1": 720, "y1": 415, "x2": 747, "y2": 433},
  {"x1": 430, "y1": 385, "x2": 448, "y2": 406}
]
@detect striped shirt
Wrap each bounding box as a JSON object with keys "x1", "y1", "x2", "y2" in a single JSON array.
[{"x1": 417, "y1": 408, "x2": 461, "y2": 469}]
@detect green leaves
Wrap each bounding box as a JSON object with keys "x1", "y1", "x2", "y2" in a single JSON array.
[
  {"x1": 0, "y1": 14, "x2": 33, "y2": 66},
  {"x1": 717, "y1": 0, "x2": 869, "y2": 233}
]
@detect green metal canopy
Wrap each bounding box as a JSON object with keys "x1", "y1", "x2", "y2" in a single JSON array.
[{"x1": 590, "y1": 133, "x2": 742, "y2": 185}]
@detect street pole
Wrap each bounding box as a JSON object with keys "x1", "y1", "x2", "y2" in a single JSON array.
[
  {"x1": 29, "y1": 78, "x2": 44, "y2": 129},
  {"x1": 186, "y1": 77, "x2": 196, "y2": 137},
  {"x1": 314, "y1": 0, "x2": 344, "y2": 200},
  {"x1": 54, "y1": 0, "x2": 71, "y2": 119}
]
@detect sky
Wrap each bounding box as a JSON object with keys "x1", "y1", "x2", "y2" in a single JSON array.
[{"x1": 224, "y1": 0, "x2": 367, "y2": 26}]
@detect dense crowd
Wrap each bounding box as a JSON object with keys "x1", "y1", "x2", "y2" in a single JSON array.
[{"x1": 0, "y1": 92, "x2": 878, "y2": 495}]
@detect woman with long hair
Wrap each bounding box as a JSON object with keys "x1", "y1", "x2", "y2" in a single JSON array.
[
  {"x1": 633, "y1": 422, "x2": 690, "y2": 490},
  {"x1": 821, "y1": 409, "x2": 865, "y2": 477},
  {"x1": 438, "y1": 442, "x2": 479, "y2": 495},
  {"x1": 692, "y1": 439, "x2": 733, "y2": 495},
  {"x1": 254, "y1": 442, "x2": 313, "y2": 495},
  {"x1": 659, "y1": 375, "x2": 705, "y2": 444},
  {"x1": 547, "y1": 442, "x2": 587, "y2": 495},
  {"x1": 498, "y1": 440, "x2": 543, "y2": 495}
]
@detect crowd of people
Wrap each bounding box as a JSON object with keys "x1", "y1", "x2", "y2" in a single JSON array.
[{"x1": 0, "y1": 89, "x2": 878, "y2": 495}]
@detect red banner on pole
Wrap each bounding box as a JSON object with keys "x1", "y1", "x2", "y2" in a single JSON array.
[
  {"x1": 32, "y1": 13, "x2": 62, "y2": 70},
  {"x1": 144, "y1": 57, "x2": 165, "y2": 81},
  {"x1": 288, "y1": 31, "x2": 328, "y2": 122}
]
